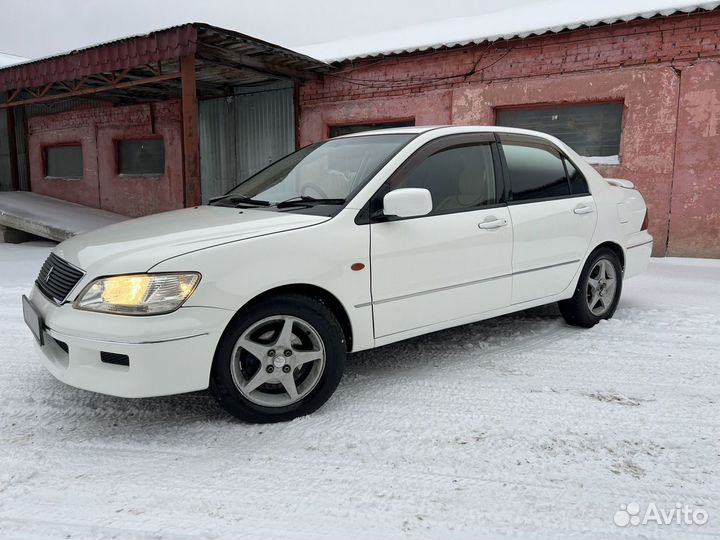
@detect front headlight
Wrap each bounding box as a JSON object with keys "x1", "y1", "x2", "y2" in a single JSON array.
[{"x1": 73, "y1": 273, "x2": 201, "y2": 315}]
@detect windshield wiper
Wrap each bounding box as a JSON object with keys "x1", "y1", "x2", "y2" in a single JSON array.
[
  {"x1": 209, "y1": 194, "x2": 271, "y2": 207},
  {"x1": 276, "y1": 196, "x2": 345, "y2": 209}
]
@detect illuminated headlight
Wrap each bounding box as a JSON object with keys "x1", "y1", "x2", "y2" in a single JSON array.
[{"x1": 73, "y1": 273, "x2": 201, "y2": 315}]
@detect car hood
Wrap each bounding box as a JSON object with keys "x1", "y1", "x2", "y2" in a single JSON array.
[{"x1": 54, "y1": 205, "x2": 329, "y2": 274}]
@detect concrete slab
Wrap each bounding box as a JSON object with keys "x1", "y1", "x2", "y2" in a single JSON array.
[
  {"x1": 0, "y1": 225, "x2": 40, "y2": 244},
  {"x1": 0, "y1": 191, "x2": 129, "y2": 242}
]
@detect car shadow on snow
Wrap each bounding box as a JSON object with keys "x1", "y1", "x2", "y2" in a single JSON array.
[{"x1": 347, "y1": 303, "x2": 563, "y2": 373}]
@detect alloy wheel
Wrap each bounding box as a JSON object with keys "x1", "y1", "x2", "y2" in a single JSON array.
[
  {"x1": 230, "y1": 315, "x2": 326, "y2": 407},
  {"x1": 586, "y1": 258, "x2": 618, "y2": 316}
]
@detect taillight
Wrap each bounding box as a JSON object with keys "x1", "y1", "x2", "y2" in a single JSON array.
[{"x1": 641, "y1": 209, "x2": 649, "y2": 231}]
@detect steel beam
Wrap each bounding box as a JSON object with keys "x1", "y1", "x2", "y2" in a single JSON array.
[
  {"x1": 197, "y1": 43, "x2": 319, "y2": 81},
  {"x1": 4, "y1": 94, "x2": 19, "y2": 190},
  {"x1": 0, "y1": 72, "x2": 181, "y2": 109},
  {"x1": 180, "y1": 55, "x2": 201, "y2": 208}
]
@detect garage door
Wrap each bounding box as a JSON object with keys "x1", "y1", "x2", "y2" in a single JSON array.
[{"x1": 199, "y1": 80, "x2": 295, "y2": 203}]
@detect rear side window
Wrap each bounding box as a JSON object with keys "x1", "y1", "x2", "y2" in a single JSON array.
[
  {"x1": 392, "y1": 144, "x2": 496, "y2": 214},
  {"x1": 564, "y1": 158, "x2": 590, "y2": 195},
  {"x1": 502, "y1": 142, "x2": 569, "y2": 202}
]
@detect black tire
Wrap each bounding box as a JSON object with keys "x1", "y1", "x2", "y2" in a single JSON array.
[
  {"x1": 210, "y1": 294, "x2": 346, "y2": 423},
  {"x1": 559, "y1": 247, "x2": 623, "y2": 328}
]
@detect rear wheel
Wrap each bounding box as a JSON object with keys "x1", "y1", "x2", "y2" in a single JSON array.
[
  {"x1": 559, "y1": 248, "x2": 623, "y2": 328},
  {"x1": 210, "y1": 295, "x2": 346, "y2": 423}
]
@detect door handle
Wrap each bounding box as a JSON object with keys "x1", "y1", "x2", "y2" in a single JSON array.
[
  {"x1": 478, "y1": 217, "x2": 508, "y2": 230},
  {"x1": 573, "y1": 204, "x2": 595, "y2": 215}
]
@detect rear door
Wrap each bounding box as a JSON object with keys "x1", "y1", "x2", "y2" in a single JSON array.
[
  {"x1": 497, "y1": 134, "x2": 597, "y2": 304},
  {"x1": 369, "y1": 134, "x2": 513, "y2": 338}
]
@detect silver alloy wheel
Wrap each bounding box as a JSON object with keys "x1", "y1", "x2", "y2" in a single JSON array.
[
  {"x1": 586, "y1": 258, "x2": 618, "y2": 316},
  {"x1": 230, "y1": 315, "x2": 326, "y2": 407}
]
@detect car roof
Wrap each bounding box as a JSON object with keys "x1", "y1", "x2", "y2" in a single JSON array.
[{"x1": 335, "y1": 125, "x2": 562, "y2": 143}]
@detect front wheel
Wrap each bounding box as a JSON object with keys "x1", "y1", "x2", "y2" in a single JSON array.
[
  {"x1": 559, "y1": 248, "x2": 623, "y2": 328},
  {"x1": 210, "y1": 294, "x2": 346, "y2": 423}
]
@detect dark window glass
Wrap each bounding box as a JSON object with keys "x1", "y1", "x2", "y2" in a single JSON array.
[
  {"x1": 496, "y1": 103, "x2": 623, "y2": 157},
  {"x1": 503, "y1": 143, "x2": 570, "y2": 202},
  {"x1": 564, "y1": 158, "x2": 590, "y2": 195},
  {"x1": 45, "y1": 145, "x2": 83, "y2": 179},
  {"x1": 393, "y1": 144, "x2": 496, "y2": 214},
  {"x1": 118, "y1": 139, "x2": 165, "y2": 176},
  {"x1": 330, "y1": 120, "x2": 415, "y2": 137}
]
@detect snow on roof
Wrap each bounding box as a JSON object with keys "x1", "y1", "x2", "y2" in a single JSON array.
[
  {"x1": 296, "y1": 1, "x2": 720, "y2": 62},
  {"x1": 0, "y1": 52, "x2": 30, "y2": 68}
]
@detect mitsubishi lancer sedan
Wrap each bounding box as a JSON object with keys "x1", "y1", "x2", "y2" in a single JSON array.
[{"x1": 23, "y1": 126, "x2": 653, "y2": 423}]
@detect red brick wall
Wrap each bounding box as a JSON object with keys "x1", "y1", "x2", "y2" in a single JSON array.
[
  {"x1": 669, "y1": 61, "x2": 720, "y2": 257},
  {"x1": 299, "y1": 10, "x2": 720, "y2": 257},
  {"x1": 27, "y1": 100, "x2": 184, "y2": 217}
]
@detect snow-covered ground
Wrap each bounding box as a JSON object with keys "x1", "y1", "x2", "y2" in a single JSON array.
[{"x1": 0, "y1": 242, "x2": 718, "y2": 539}]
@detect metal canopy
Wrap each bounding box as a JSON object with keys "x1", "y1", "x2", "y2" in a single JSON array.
[
  {"x1": 0, "y1": 23, "x2": 328, "y2": 108},
  {"x1": 0, "y1": 23, "x2": 328, "y2": 207}
]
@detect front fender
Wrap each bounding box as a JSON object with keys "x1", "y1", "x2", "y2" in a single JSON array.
[{"x1": 150, "y1": 209, "x2": 376, "y2": 352}]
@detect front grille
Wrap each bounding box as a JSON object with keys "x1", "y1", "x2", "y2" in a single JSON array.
[{"x1": 35, "y1": 253, "x2": 85, "y2": 304}]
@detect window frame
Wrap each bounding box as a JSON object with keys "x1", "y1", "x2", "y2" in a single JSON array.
[
  {"x1": 356, "y1": 133, "x2": 506, "y2": 224},
  {"x1": 495, "y1": 133, "x2": 591, "y2": 205},
  {"x1": 43, "y1": 143, "x2": 84, "y2": 180},
  {"x1": 115, "y1": 136, "x2": 166, "y2": 177}
]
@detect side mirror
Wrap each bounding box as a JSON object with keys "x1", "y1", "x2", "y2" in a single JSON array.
[{"x1": 383, "y1": 188, "x2": 433, "y2": 218}]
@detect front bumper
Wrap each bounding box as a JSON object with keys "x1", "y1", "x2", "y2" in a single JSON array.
[{"x1": 28, "y1": 286, "x2": 234, "y2": 398}]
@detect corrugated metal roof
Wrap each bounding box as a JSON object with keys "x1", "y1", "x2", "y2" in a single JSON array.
[
  {"x1": 0, "y1": 25, "x2": 197, "y2": 91},
  {"x1": 0, "y1": 23, "x2": 327, "y2": 92},
  {"x1": 296, "y1": 1, "x2": 720, "y2": 63}
]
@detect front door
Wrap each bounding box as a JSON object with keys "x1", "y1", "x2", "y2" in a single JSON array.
[{"x1": 369, "y1": 134, "x2": 513, "y2": 339}]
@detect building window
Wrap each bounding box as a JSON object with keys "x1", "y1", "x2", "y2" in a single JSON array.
[
  {"x1": 329, "y1": 120, "x2": 415, "y2": 138},
  {"x1": 118, "y1": 139, "x2": 165, "y2": 176},
  {"x1": 496, "y1": 103, "x2": 623, "y2": 158},
  {"x1": 45, "y1": 145, "x2": 83, "y2": 179}
]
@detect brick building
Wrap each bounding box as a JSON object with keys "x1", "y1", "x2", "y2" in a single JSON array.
[
  {"x1": 297, "y1": 4, "x2": 720, "y2": 258},
  {"x1": 1, "y1": 5, "x2": 719, "y2": 257}
]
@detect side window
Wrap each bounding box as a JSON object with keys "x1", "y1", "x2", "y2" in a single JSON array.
[
  {"x1": 392, "y1": 144, "x2": 496, "y2": 214},
  {"x1": 502, "y1": 142, "x2": 570, "y2": 202},
  {"x1": 564, "y1": 158, "x2": 590, "y2": 195}
]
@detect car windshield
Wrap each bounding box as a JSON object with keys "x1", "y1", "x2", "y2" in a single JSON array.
[{"x1": 216, "y1": 134, "x2": 414, "y2": 207}]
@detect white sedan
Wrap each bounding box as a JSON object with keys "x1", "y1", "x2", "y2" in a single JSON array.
[{"x1": 23, "y1": 126, "x2": 653, "y2": 423}]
